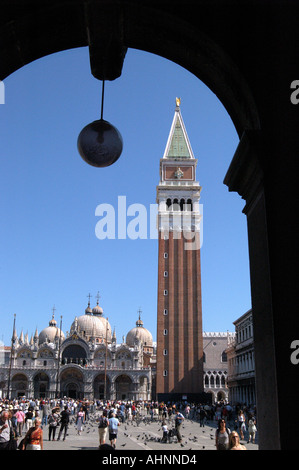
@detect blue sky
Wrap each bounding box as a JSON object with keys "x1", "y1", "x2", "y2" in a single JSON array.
[{"x1": 0, "y1": 47, "x2": 251, "y2": 346}]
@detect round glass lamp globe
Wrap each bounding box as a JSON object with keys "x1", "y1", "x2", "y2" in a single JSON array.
[{"x1": 77, "y1": 119, "x2": 123, "y2": 167}]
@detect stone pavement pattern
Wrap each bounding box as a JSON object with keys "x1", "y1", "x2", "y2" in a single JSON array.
[{"x1": 41, "y1": 412, "x2": 258, "y2": 451}]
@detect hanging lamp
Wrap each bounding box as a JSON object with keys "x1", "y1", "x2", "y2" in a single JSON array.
[{"x1": 77, "y1": 81, "x2": 123, "y2": 167}]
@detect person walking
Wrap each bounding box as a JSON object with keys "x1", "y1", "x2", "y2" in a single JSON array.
[
  {"x1": 215, "y1": 419, "x2": 231, "y2": 450},
  {"x1": 237, "y1": 410, "x2": 246, "y2": 440},
  {"x1": 98, "y1": 410, "x2": 109, "y2": 448},
  {"x1": 161, "y1": 420, "x2": 169, "y2": 443},
  {"x1": 48, "y1": 409, "x2": 59, "y2": 441},
  {"x1": 41, "y1": 401, "x2": 50, "y2": 427},
  {"x1": 247, "y1": 416, "x2": 257, "y2": 444},
  {"x1": 15, "y1": 408, "x2": 25, "y2": 437},
  {"x1": 57, "y1": 406, "x2": 70, "y2": 441},
  {"x1": 108, "y1": 412, "x2": 120, "y2": 449},
  {"x1": 76, "y1": 407, "x2": 85, "y2": 435},
  {"x1": 25, "y1": 407, "x2": 34, "y2": 433},
  {"x1": 162, "y1": 405, "x2": 167, "y2": 421},
  {"x1": 174, "y1": 409, "x2": 184, "y2": 444},
  {"x1": 199, "y1": 407, "x2": 206, "y2": 427}
]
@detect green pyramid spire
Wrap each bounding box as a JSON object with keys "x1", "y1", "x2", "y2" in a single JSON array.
[{"x1": 163, "y1": 99, "x2": 194, "y2": 159}]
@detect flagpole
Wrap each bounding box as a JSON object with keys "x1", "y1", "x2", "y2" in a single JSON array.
[
  {"x1": 55, "y1": 315, "x2": 63, "y2": 399},
  {"x1": 104, "y1": 318, "x2": 108, "y2": 401},
  {"x1": 7, "y1": 314, "x2": 16, "y2": 400}
]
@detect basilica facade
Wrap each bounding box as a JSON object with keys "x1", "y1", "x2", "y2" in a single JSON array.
[{"x1": 0, "y1": 301, "x2": 155, "y2": 402}]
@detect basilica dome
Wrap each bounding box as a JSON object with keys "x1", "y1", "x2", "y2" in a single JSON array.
[
  {"x1": 126, "y1": 315, "x2": 153, "y2": 348},
  {"x1": 92, "y1": 303, "x2": 103, "y2": 316},
  {"x1": 39, "y1": 314, "x2": 65, "y2": 345},
  {"x1": 70, "y1": 304, "x2": 112, "y2": 342}
]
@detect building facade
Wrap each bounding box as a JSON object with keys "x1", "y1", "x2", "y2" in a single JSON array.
[
  {"x1": 226, "y1": 309, "x2": 256, "y2": 406},
  {"x1": 0, "y1": 302, "x2": 154, "y2": 402},
  {"x1": 203, "y1": 332, "x2": 235, "y2": 403},
  {"x1": 156, "y1": 99, "x2": 204, "y2": 402}
]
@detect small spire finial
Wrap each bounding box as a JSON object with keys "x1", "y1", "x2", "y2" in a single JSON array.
[
  {"x1": 137, "y1": 307, "x2": 142, "y2": 320},
  {"x1": 176, "y1": 97, "x2": 181, "y2": 108},
  {"x1": 136, "y1": 308, "x2": 143, "y2": 327},
  {"x1": 52, "y1": 305, "x2": 56, "y2": 319},
  {"x1": 87, "y1": 293, "x2": 92, "y2": 306},
  {"x1": 96, "y1": 291, "x2": 101, "y2": 306}
]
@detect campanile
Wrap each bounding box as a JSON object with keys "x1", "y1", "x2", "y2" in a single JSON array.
[{"x1": 156, "y1": 99, "x2": 204, "y2": 402}]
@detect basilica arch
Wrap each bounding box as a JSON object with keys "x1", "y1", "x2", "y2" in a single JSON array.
[
  {"x1": 60, "y1": 366, "x2": 84, "y2": 400},
  {"x1": 94, "y1": 346, "x2": 112, "y2": 369},
  {"x1": 0, "y1": 1, "x2": 298, "y2": 449},
  {"x1": 16, "y1": 347, "x2": 33, "y2": 360},
  {"x1": 114, "y1": 374, "x2": 133, "y2": 401},
  {"x1": 11, "y1": 373, "x2": 28, "y2": 398},
  {"x1": 62, "y1": 343, "x2": 88, "y2": 367},
  {"x1": 33, "y1": 372, "x2": 50, "y2": 398},
  {"x1": 93, "y1": 373, "x2": 111, "y2": 400},
  {"x1": 37, "y1": 347, "x2": 54, "y2": 359},
  {"x1": 115, "y1": 347, "x2": 133, "y2": 370}
]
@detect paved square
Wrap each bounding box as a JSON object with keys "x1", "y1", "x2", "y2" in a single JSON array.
[{"x1": 41, "y1": 411, "x2": 258, "y2": 451}]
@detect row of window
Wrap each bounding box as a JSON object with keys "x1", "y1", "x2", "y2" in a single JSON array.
[
  {"x1": 236, "y1": 324, "x2": 253, "y2": 343},
  {"x1": 162, "y1": 371, "x2": 228, "y2": 381},
  {"x1": 165, "y1": 198, "x2": 193, "y2": 211},
  {"x1": 160, "y1": 350, "x2": 227, "y2": 362},
  {"x1": 204, "y1": 374, "x2": 226, "y2": 387}
]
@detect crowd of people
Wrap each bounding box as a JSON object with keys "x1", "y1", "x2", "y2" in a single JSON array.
[{"x1": 0, "y1": 396, "x2": 257, "y2": 451}]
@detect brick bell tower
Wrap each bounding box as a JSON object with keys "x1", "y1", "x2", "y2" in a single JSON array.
[{"x1": 156, "y1": 98, "x2": 204, "y2": 402}]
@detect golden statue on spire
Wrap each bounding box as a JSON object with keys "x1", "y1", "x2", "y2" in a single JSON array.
[{"x1": 176, "y1": 97, "x2": 181, "y2": 107}]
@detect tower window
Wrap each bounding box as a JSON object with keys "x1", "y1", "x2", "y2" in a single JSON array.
[
  {"x1": 187, "y1": 199, "x2": 193, "y2": 211},
  {"x1": 163, "y1": 329, "x2": 168, "y2": 335},
  {"x1": 173, "y1": 198, "x2": 179, "y2": 211},
  {"x1": 164, "y1": 290, "x2": 168, "y2": 296},
  {"x1": 164, "y1": 252, "x2": 168, "y2": 258},
  {"x1": 164, "y1": 271, "x2": 168, "y2": 277},
  {"x1": 221, "y1": 351, "x2": 228, "y2": 362},
  {"x1": 163, "y1": 370, "x2": 168, "y2": 377},
  {"x1": 163, "y1": 309, "x2": 168, "y2": 315},
  {"x1": 163, "y1": 349, "x2": 168, "y2": 356}
]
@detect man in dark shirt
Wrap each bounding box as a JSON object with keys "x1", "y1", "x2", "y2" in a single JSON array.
[{"x1": 57, "y1": 406, "x2": 70, "y2": 441}]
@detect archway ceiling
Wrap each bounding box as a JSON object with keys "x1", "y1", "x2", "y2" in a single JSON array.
[{"x1": 0, "y1": 1, "x2": 297, "y2": 143}]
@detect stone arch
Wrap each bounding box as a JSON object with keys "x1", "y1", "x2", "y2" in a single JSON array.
[
  {"x1": 0, "y1": 3, "x2": 260, "y2": 138},
  {"x1": 94, "y1": 373, "x2": 111, "y2": 400},
  {"x1": 114, "y1": 374, "x2": 133, "y2": 401},
  {"x1": 11, "y1": 373, "x2": 29, "y2": 398},
  {"x1": 60, "y1": 366, "x2": 84, "y2": 399},
  {"x1": 61, "y1": 343, "x2": 88, "y2": 366},
  {"x1": 37, "y1": 347, "x2": 54, "y2": 359},
  {"x1": 33, "y1": 372, "x2": 50, "y2": 398},
  {"x1": 0, "y1": 1, "x2": 297, "y2": 449},
  {"x1": 16, "y1": 347, "x2": 33, "y2": 359}
]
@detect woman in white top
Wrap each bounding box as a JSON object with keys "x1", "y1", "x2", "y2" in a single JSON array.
[
  {"x1": 77, "y1": 407, "x2": 85, "y2": 435},
  {"x1": 237, "y1": 410, "x2": 246, "y2": 440}
]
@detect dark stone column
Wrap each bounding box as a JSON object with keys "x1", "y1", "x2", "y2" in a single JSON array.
[{"x1": 224, "y1": 132, "x2": 280, "y2": 449}]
